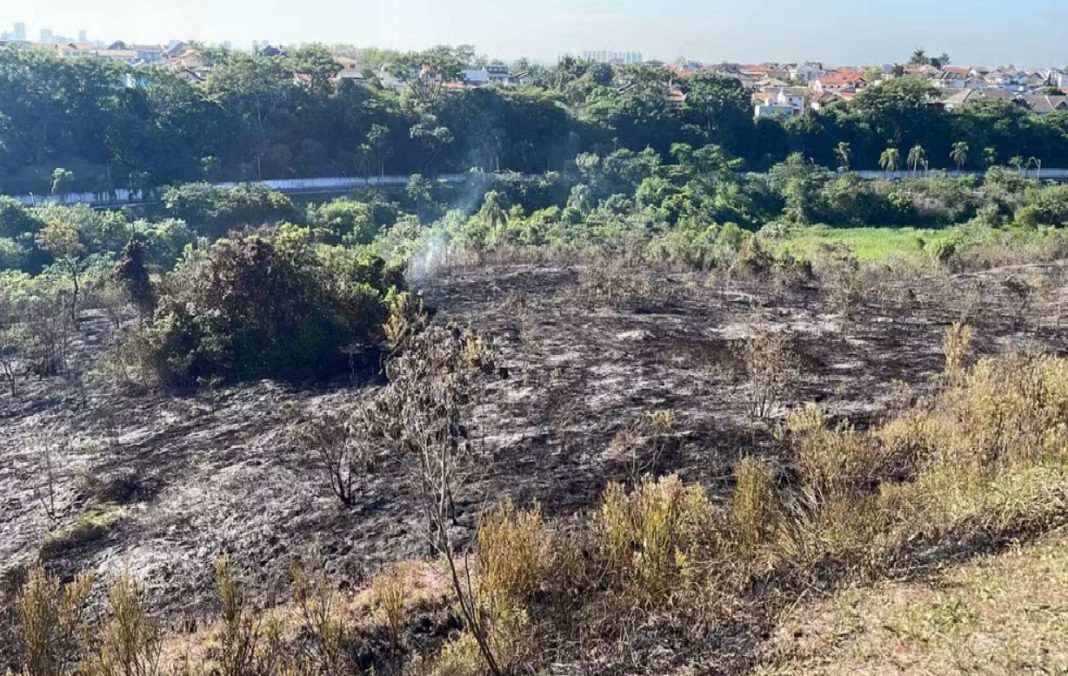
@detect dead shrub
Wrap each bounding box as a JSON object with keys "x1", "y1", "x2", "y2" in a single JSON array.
[
  {"x1": 734, "y1": 328, "x2": 801, "y2": 420},
  {"x1": 729, "y1": 237, "x2": 775, "y2": 280},
  {"x1": 425, "y1": 602, "x2": 531, "y2": 676},
  {"x1": 606, "y1": 409, "x2": 678, "y2": 484},
  {"x1": 815, "y1": 245, "x2": 863, "y2": 321},
  {"x1": 1002, "y1": 275, "x2": 1034, "y2": 331},
  {"x1": 942, "y1": 322, "x2": 973, "y2": 384},
  {"x1": 578, "y1": 260, "x2": 666, "y2": 311},
  {"x1": 787, "y1": 405, "x2": 881, "y2": 503},
  {"x1": 294, "y1": 411, "x2": 374, "y2": 507},
  {"x1": 371, "y1": 326, "x2": 504, "y2": 674},
  {"x1": 211, "y1": 557, "x2": 275, "y2": 676},
  {"x1": 383, "y1": 290, "x2": 428, "y2": 349},
  {"x1": 31, "y1": 436, "x2": 63, "y2": 524}
]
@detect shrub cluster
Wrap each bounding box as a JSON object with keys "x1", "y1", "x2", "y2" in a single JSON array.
[{"x1": 141, "y1": 227, "x2": 398, "y2": 386}]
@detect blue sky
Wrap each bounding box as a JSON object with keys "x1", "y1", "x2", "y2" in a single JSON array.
[{"x1": 4, "y1": 0, "x2": 1067, "y2": 66}]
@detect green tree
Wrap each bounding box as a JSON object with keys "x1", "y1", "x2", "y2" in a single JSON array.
[
  {"x1": 567, "y1": 184, "x2": 592, "y2": 215},
  {"x1": 406, "y1": 173, "x2": 435, "y2": 220},
  {"x1": 983, "y1": 147, "x2": 998, "y2": 167},
  {"x1": 50, "y1": 168, "x2": 75, "y2": 196},
  {"x1": 35, "y1": 221, "x2": 84, "y2": 323}
]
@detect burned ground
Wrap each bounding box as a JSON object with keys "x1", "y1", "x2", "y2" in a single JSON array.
[{"x1": 2, "y1": 260, "x2": 1067, "y2": 669}]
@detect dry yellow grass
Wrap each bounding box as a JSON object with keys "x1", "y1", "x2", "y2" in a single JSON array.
[{"x1": 762, "y1": 529, "x2": 1068, "y2": 675}]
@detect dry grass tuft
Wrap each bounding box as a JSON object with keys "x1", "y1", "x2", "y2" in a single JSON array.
[
  {"x1": 730, "y1": 456, "x2": 781, "y2": 559},
  {"x1": 599, "y1": 475, "x2": 714, "y2": 603},
  {"x1": 15, "y1": 565, "x2": 92, "y2": 676},
  {"x1": 476, "y1": 501, "x2": 549, "y2": 607}
]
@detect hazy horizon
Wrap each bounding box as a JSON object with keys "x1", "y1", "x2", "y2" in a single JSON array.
[{"x1": 3, "y1": 0, "x2": 1068, "y2": 67}]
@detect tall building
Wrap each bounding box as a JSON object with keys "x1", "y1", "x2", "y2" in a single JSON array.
[
  {"x1": 581, "y1": 50, "x2": 643, "y2": 65},
  {"x1": 40, "y1": 28, "x2": 54, "y2": 43},
  {"x1": 78, "y1": 29, "x2": 88, "y2": 43},
  {"x1": 13, "y1": 22, "x2": 26, "y2": 40}
]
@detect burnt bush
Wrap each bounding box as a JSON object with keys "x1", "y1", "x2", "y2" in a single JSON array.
[{"x1": 141, "y1": 227, "x2": 397, "y2": 387}]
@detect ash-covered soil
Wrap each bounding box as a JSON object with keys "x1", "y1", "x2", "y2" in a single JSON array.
[{"x1": 2, "y1": 261, "x2": 1066, "y2": 639}]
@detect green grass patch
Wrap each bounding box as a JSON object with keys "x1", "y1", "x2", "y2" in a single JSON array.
[
  {"x1": 40, "y1": 503, "x2": 124, "y2": 561},
  {"x1": 769, "y1": 225, "x2": 957, "y2": 263}
]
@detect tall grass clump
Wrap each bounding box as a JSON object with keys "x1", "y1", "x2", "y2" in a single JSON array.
[
  {"x1": 730, "y1": 456, "x2": 781, "y2": 561},
  {"x1": 599, "y1": 475, "x2": 715, "y2": 603},
  {"x1": 82, "y1": 573, "x2": 163, "y2": 676},
  {"x1": 476, "y1": 501, "x2": 549, "y2": 607},
  {"x1": 15, "y1": 565, "x2": 91, "y2": 676}
]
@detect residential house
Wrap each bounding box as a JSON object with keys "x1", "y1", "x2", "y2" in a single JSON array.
[
  {"x1": 811, "y1": 71, "x2": 866, "y2": 93},
  {"x1": 666, "y1": 84, "x2": 687, "y2": 106},
  {"x1": 788, "y1": 62, "x2": 826, "y2": 83},
  {"x1": 935, "y1": 66, "x2": 980, "y2": 89},
  {"x1": 333, "y1": 68, "x2": 366, "y2": 84},
  {"x1": 507, "y1": 71, "x2": 536, "y2": 86},
  {"x1": 776, "y1": 86, "x2": 809, "y2": 110},
  {"x1": 941, "y1": 88, "x2": 1068, "y2": 114},
  {"x1": 485, "y1": 62, "x2": 509, "y2": 84},
  {"x1": 460, "y1": 69, "x2": 492, "y2": 86},
  {"x1": 810, "y1": 90, "x2": 846, "y2": 111},
  {"x1": 128, "y1": 44, "x2": 164, "y2": 63},
  {"x1": 107, "y1": 41, "x2": 162, "y2": 63},
  {"x1": 1028, "y1": 94, "x2": 1068, "y2": 114}
]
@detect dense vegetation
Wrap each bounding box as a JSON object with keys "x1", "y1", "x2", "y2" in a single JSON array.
[{"x1": 2, "y1": 45, "x2": 1068, "y2": 195}]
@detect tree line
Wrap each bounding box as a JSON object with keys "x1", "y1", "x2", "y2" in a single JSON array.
[{"x1": 2, "y1": 46, "x2": 1068, "y2": 195}]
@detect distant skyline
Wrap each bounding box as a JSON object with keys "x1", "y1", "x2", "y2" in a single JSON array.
[{"x1": 3, "y1": 0, "x2": 1068, "y2": 66}]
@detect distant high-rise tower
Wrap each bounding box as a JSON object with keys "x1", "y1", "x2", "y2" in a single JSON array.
[
  {"x1": 13, "y1": 22, "x2": 26, "y2": 40},
  {"x1": 40, "y1": 28, "x2": 54, "y2": 43},
  {"x1": 581, "y1": 50, "x2": 643, "y2": 65},
  {"x1": 78, "y1": 29, "x2": 87, "y2": 43}
]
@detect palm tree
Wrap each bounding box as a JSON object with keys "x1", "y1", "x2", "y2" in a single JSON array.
[
  {"x1": 1029, "y1": 156, "x2": 1042, "y2": 179},
  {"x1": 1010, "y1": 155, "x2": 1026, "y2": 176},
  {"x1": 907, "y1": 144, "x2": 926, "y2": 177},
  {"x1": 479, "y1": 190, "x2": 508, "y2": 231},
  {"x1": 879, "y1": 147, "x2": 901, "y2": 176},
  {"x1": 834, "y1": 142, "x2": 852, "y2": 171},
  {"x1": 983, "y1": 147, "x2": 997, "y2": 168},
  {"x1": 950, "y1": 142, "x2": 969, "y2": 172}
]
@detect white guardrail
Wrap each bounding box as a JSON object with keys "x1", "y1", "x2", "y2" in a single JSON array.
[
  {"x1": 7, "y1": 174, "x2": 469, "y2": 207},
  {"x1": 7, "y1": 169, "x2": 1068, "y2": 208}
]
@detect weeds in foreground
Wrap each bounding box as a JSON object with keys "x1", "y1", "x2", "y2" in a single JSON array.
[
  {"x1": 15, "y1": 565, "x2": 91, "y2": 676},
  {"x1": 943, "y1": 322, "x2": 973, "y2": 384},
  {"x1": 371, "y1": 567, "x2": 408, "y2": 646},
  {"x1": 731, "y1": 456, "x2": 781, "y2": 559},
  {"x1": 82, "y1": 573, "x2": 163, "y2": 676},
  {"x1": 476, "y1": 501, "x2": 549, "y2": 608}
]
